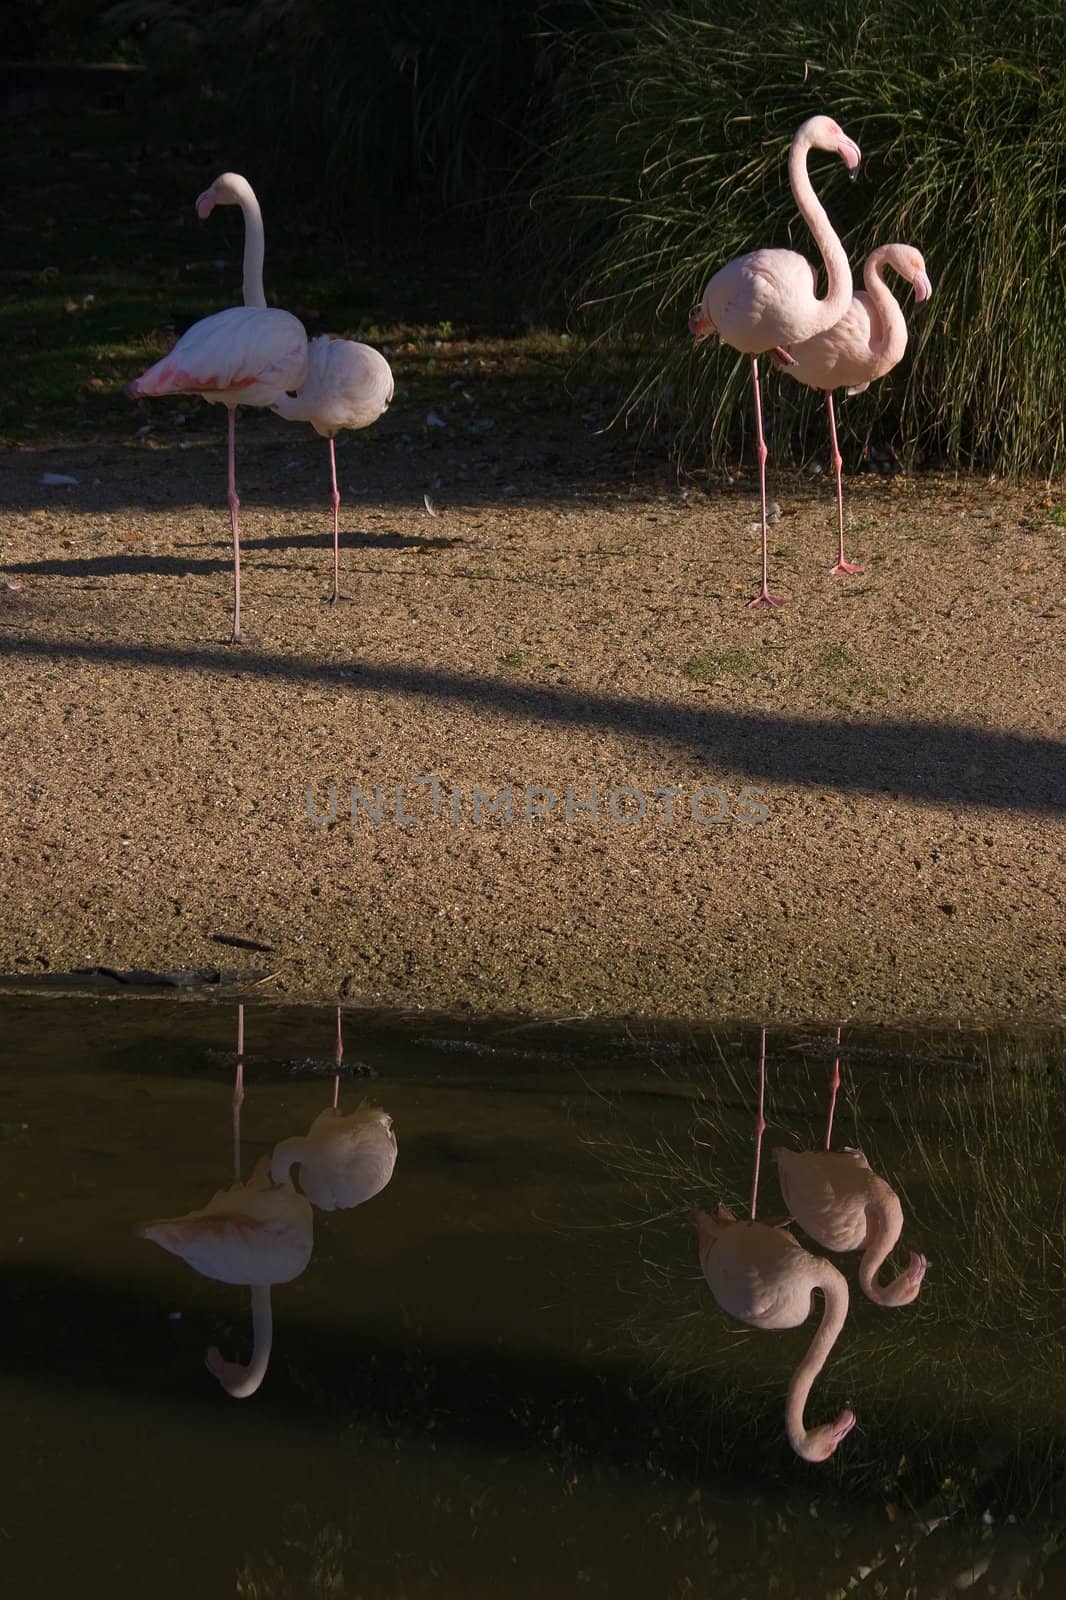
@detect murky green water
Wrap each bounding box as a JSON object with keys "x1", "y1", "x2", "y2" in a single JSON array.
[{"x1": 2, "y1": 997, "x2": 1064, "y2": 1597}]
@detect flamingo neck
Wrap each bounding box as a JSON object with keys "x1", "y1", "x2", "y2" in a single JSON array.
[
  {"x1": 205, "y1": 1283, "x2": 273, "y2": 1398},
  {"x1": 784, "y1": 1263, "x2": 849, "y2": 1460},
  {"x1": 862, "y1": 247, "x2": 909, "y2": 375},
  {"x1": 788, "y1": 133, "x2": 853, "y2": 328},
  {"x1": 269, "y1": 1138, "x2": 301, "y2": 1187},
  {"x1": 231, "y1": 178, "x2": 267, "y2": 309},
  {"x1": 858, "y1": 1192, "x2": 906, "y2": 1303}
]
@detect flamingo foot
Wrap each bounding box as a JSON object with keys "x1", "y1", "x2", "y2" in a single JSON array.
[
  {"x1": 770, "y1": 345, "x2": 797, "y2": 366},
  {"x1": 831, "y1": 559, "x2": 865, "y2": 576},
  {"x1": 747, "y1": 589, "x2": 790, "y2": 609},
  {"x1": 321, "y1": 590, "x2": 347, "y2": 606},
  {"x1": 229, "y1": 628, "x2": 244, "y2": 645}
]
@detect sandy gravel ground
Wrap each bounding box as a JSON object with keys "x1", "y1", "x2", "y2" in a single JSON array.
[{"x1": 0, "y1": 413, "x2": 1062, "y2": 1021}]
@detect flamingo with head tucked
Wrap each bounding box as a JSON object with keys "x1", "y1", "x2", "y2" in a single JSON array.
[
  {"x1": 197, "y1": 172, "x2": 394, "y2": 605},
  {"x1": 775, "y1": 1145, "x2": 927, "y2": 1307},
  {"x1": 771, "y1": 244, "x2": 933, "y2": 574},
  {"x1": 774, "y1": 1046, "x2": 927, "y2": 1308},
  {"x1": 270, "y1": 1008, "x2": 397, "y2": 1210},
  {"x1": 689, "y1": 114, "x2": 861, "y2": 608}
]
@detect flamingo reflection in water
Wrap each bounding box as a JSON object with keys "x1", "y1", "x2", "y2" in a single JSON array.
[
  {"x1": 695, "y1": 1027, "x2": 856, "y2": 1462},
  {"x1": 775, "y1": 1029, "x2": 928, "y2": 1307},
  {"x1": 136, "y1": 1006, "x2": 313, "y2": 1398},
  {"x1": 270, "y1": 1007, "x2": 397, "y2": 1211}
]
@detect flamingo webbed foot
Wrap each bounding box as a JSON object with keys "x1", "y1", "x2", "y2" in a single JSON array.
[
  {"x1": 747, "y1": 590, "x2": 790, "y2": 609},
  {"x1": 831, "y1": 560, "x2": 865, "y2": 575}
]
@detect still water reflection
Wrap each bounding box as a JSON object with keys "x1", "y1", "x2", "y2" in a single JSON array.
[
  {"x1": 137, "y1": 1007, "x2": 396, "y2": 1397},
  {"x1": 2, "y1": 998, "x2": 1064, "y2": 1597}
]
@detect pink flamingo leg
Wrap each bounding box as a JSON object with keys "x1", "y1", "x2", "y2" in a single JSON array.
[
  {"x1": 325, "y1": 438, "x2": 342, "y2": 605},
  {"x1": 227, "y1": 407, "x2": 243, "y2": 641},
  {"x1": 746, "y1": 358, "x2": 789, "y2": 608},
  {"x1": 825, "y1": 1027, "x2": 842, "y2": 1150},
  {"x1": 233, "y1": 1002, "x2": 245, "y2": 1181},
  {"x1": 750, "y1": 1025, "x2": 768, "y2": 1219},
  {"x1": 826, "y1": 392, "x2": 864, "y2": 575}
]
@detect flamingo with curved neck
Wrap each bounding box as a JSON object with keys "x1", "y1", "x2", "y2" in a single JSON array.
[
  {"x1": 695, "y1": 1206, "x2": 855, "y2": 1462},
  {"x1": 205, "y1": 1284, "x2": 273, "y2": 1397},
  {"x1": 689, "y1": 114, "x2": 861, "y2": 608},
  {"x1": 196, "y1": 172, "x2": 268, "y2": 309},
  {"x1": 197, "y1": 171, "x2": 394, "y2": 605},
  {"x1": 772, "y1": 244, "x2": 933, "y2": 573},
  {"x1": 137, "y1": 1154, "x2": 314, "y2": 1399},
  {"x1": 775, "y1": 1147, "x2": 927, "y2": 1307}
]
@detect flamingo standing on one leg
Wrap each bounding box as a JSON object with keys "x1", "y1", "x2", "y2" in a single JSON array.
[
  {"x1": 270, "y1": 1007, "x2": 397, "y2": 1210},
  {"x1": 127, "y1": 176, "x2": 307, "y2": 641},
  {"x1": 774, "y1": 1041, "x2": 928, "y2": 1307},
  {"x1": 136, "y1": 1008, "x2": 314, "y2": 1398},
  {"x1": 138, "y1": 1155, "x2": 313, "y2": 1398},
  {"x1": 695, "y1": 1206, "x2": 856, "y2": 1462},
  {"x1": 771, "y1": 244, "x2": 933, "y2": 575},
  {"x1": 689, "y1": 115, "x2": 861, "y2": 608},
  {"x1": 127, "y1": 305, "x2": 307, "y2": 642},
  {"x1": 196, "y1": 172, "x2": 394, "y2": 605},
  {"x1": 271, "y1": 339, "x2": 394, "y2": 604}
]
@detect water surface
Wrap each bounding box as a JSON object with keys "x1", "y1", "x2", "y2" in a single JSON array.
[{"x1": 2, "y1": 997, "x2": 1063, "y2": 1597}]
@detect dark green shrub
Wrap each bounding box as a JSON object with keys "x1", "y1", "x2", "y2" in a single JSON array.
[{"x1": 533, "y1": 0, "x2": 1066, "y2": 474}]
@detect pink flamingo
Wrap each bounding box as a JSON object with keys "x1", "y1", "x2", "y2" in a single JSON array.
[
  {"x1": 693, "y1": 1028, "x2": 855, "y2": 1462},
  {"x1": 127, "y1": 178, "x2": 308, "y2": 642},
  {"x1": 197, "y1": 172, "x2": 394, "y2": 604},
  {"x1": 774, "y1": 1045, "x2": 928, "y2": 1308},
  {"x1": 695, "y1": 1207, "x2": 855, "y2": 1462},
  {"x1": 138, "y1": 1155, "x2": 313, "y2": 1398},
  {"x1": 689, "y1": 115, "x2": 861, "y2": 608},
  {"x1": 771, "y1": 244, "x2": 932, "y2": 574},
  {"x1": 136, "y1": 1007, "x2": 314, "y2": 1398},
  {"x1": 270, "y1": 1007, "x2": 397, "y2": 1210}
]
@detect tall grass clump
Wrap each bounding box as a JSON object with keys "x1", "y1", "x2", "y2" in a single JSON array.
[{"x1": 533, "y1": 0, "x2": 1066, "y2": 475}]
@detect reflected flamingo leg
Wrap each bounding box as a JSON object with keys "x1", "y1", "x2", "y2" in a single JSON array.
[
  {"x1": 825, "y1": 1028, "x2": 842, "y2": 1150},
  {"x1": 750, "y1": 1025, "x2": 768, "y2": 1220}
]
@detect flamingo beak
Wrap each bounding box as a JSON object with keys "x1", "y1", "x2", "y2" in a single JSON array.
[
  {"x1": 836, "y1": 135, "x2": 862, "y2": 176},
  {"x1": 834, "y1": 1407, "x2": 857, "y2": 1442},
  {"x1": 195, "y1": 188, "x2": 217, "y2": 220},
  {"x1": 913, "y1": 271, "x2": 933, "y2": 304},
  {"x1": 689, "y1": 304, "x2": 714, "y2": 342}
]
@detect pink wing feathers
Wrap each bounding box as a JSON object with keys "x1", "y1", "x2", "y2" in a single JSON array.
[
  {"x1": 128, "y1": 305, "x2": 308, "y2": 407},
  {"x1": 137, "y1": 1158, "x2": 314, "y2": 1286}
]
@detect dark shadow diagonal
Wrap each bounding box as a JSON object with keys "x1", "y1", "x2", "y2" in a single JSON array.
[{"x1": 0, "y1": 632, "x2": 1061, "y2": 813}]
